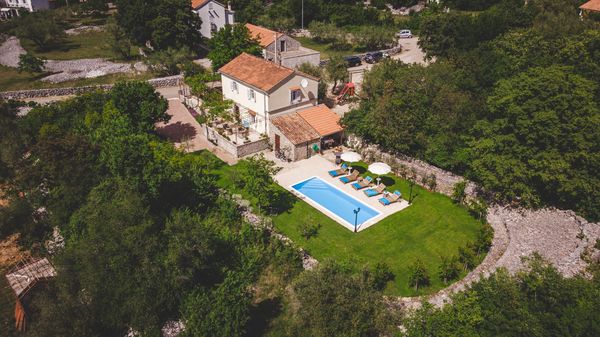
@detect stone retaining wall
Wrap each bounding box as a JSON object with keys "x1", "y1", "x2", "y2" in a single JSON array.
[
  {"x1": 0, "y1": 75, "x2": 183, "y2": 101},
  {"x1": 345, "y1": 134, "x2": 478, "y2": 197},
  {"x1": 200, "y1": 125, "x2": 270, "y2": 158}
]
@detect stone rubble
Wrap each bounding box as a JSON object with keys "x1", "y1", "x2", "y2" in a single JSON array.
[{"x1": 64, "y1": 25, "x2": 105, "y2": 35}]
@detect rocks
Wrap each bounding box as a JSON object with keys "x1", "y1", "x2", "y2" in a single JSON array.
[
  {"x1": 65, "y1": 25, "x2": 105, "y2": 35},
  {"x1": 0, "y1": 36, "x2": 26, "y2": 68},
  {"x1": 42, "y1": 58, "x2": 133, "y2": 83}
]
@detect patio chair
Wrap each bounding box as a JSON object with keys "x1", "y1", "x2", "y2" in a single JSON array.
[
  {"x1": 378, "y1": 190, "x2": 402, "y2": 206},
  {"x1": 363, "y1": 183, "x2": 386, "y2": 197},
  {"x1": 339, "y1": 170, "x2": 359, "y2": 184},
  {"x1": 352, "y1": 176, "x2": 373, "y2": 190},
  {"x1": 328, "y1": 163, "x2": 349, "y2": 177}
]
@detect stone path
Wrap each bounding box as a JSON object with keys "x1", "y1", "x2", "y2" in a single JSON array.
[{"x1": 0, "y1": 36, "x2": 137, "y2": 83}]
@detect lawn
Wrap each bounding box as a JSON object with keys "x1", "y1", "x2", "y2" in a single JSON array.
[
  {"x1": 0, "y1": 65, "x2": 153, "y2": 92},
  {"x1": 194, "y1": 151, "x2": 484, "y2": 297},
  {"x1": 296, "y1": 37, "x2": 358, "y2": 60},
  {"x1": 21, "y1": 30, "x2": 139, "y2": 61}
]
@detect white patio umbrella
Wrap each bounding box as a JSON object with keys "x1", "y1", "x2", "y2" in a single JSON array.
[
  {"x1": 340, "y1": 151, "x2": 362, "y2": 173},
  {"x1": 368, "y1": 162, "x2": 391, "y2": 185}
]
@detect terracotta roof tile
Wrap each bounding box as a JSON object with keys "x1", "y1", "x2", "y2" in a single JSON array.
[
  {"x1": 580, "y1": 0, "x2": 600, "y2": 11},
  {"x1": 245, "y1": 23, "x2": 283, "y2": 48},
  {"x1": 218, "y1": 53, "x2": 294, "y2": 92},
  {"x1": 271, "y1": 113, "x2": 320, "y2": 145},
  {"x1": 191, "y1": 0, "x2": 210, "y2": 9},
  {"x1": 297, "y1": 104, "x2": 344, "y2": 137}
]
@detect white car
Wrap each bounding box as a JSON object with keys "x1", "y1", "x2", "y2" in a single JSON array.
[{"x1": 398, "y1": 29, "x2": 412, "y2": 38}]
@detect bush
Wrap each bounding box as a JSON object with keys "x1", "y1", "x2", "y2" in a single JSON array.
[
  {"x1": 299, "y1": 218, "x2": 321, "y2": 240},
  {"x1": 370, "y1": 262, "x2": 395, "y2": 290},
  {"x1": 452, "y1": 180, "x2": 467, "y2": 204},
  {"x1": 145, "y1": 47, "x2": 194, "y2": 76},
  {"x1": 18, "y1": 53, "x2": 45, "y2": 73}
]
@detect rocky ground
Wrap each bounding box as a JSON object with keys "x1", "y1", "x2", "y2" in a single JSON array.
[{"x1": 0, "y1": 36, "x2": 137, "y2": 83}]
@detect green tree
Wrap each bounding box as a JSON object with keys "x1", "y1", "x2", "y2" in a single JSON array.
[
  {"x1": 15, "y1": 11, "x2": 66, "y2": 49},
  {"x1": 458, "y1": 244, "x2": 477, "y2": 271},
  {"x1": 145, "y1": 46, "x2": 194, "y2": 76},
  {"x1": 208, "y1": 24, "x2": 262, "y2": 71},
  {"x1": 291, "y1": 261, "x2": 397, "y2": 337},
  {"x1": 297, "y1": 62, "x2": 326, "y2": 102},
  {"x1": 17, "y1": 53, "x2": 46, "y2": 73},
  {"x1": 106, "y1": 16, "x2": 133, "y2": 60},
  {"x1": 238, "y1": 154, "x2": 282, "y2": 213},
  {"x1": 438, "y1": 255, "x2": 461, "y2": 284},
  {"x1": 109, "y1": 81, "x2": 170, "y2": 133},
  {"x1": 452, "y1": 180, "x2": 467, "y2": 204},
  {"x1": 149, "y1": 0, "x2": 202, "y2": 51},
  {"x1": 325, "y1": 55, "x2": 347, "y2": 93},
  {"x1": 408, "y1": 258, "x2": 430, "y2": 291},
  {"x1": 469, "y1": 66, "x2": 600, "y2": 220}
]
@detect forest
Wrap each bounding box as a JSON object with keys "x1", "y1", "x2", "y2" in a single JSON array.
[{"x1": 342, "y1": 0, "x2": 600, "y2": 221}]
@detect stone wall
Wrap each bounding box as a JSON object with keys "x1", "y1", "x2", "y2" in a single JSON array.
[
  {"x1": 345, "y1": 134, "x2": 477, "y2": 197},
  {"x1": 0, "y1": 75, "x2": 183, "y2": 101}
]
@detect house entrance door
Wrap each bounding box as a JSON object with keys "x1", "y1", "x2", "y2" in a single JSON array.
[{"x1": 275, "y1": 134, "x2": 280, "y2": 152}]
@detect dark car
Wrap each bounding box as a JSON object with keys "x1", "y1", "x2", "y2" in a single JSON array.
[
  {"x1": 365, "y1": 51, "x2": 383, "y2": 64},
  {"x1": 344, "y1": 55, "x2": 362, "y2": 67}
]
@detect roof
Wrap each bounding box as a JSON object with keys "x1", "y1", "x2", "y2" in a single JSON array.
[
  {"x1": 219, "y1": 53, "x2": 295, "y2": 92},
  {"x1": 271, "y1": 113, "x2": 320, "y2": 145},
  {"x1": 297, "y1": 104, "x2": 344, "y2": 137},
  {"x1": 6, "y1": 258, "x2": 57, "y2": 297},
  {"x1": 191, "y1": 0, "x2": 223, "y2": 9},
  {"x1": 245, "y1": 23, "x2": 283, "y2": 48},
  {"x1": 580, "y1": 0, "x2": 600, "y2": 11}
]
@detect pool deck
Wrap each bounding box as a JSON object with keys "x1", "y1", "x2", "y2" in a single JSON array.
[{"x1": 273, "y1": 154, "x2": 410, "y2": 232}]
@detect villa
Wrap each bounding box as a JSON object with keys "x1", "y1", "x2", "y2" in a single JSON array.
[
  {"x1": 191, "y1": 0, "x2": 235, "y2": 38},
  {"x1": 245, "y1": 23, "x2": 321, "y2": 68}
]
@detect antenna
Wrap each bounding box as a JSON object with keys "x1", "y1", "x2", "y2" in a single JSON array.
[{"x1": 300, "y1": 78, "x2": 308, "y2": 88}]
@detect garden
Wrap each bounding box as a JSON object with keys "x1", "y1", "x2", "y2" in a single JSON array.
[{"x1": 196, "y1": 151, "x2": 490, "y2": 297}]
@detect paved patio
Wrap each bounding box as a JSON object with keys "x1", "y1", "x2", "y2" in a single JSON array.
[
  {"x1": 155, "y1": 98, "x2": 238, "y2": 164},
  {"x1": 273, "y1": 154, "x2": 410, "y2": 232}
]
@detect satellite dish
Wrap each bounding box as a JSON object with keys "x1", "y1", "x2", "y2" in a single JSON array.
[{"x1": 300, "y1": 79, "x2": 309, "y2": 88}]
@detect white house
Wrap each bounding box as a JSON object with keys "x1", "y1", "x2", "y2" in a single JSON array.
[
  {"x1": 192, "y1": 0, "x2": 234, "y2": 39},
  {"x1": 245, "y1": 23, "x2": 321, "y2": 68},
  {"x1": 4, "y1": 0, "x2": 49, "y2": 12},
  {"x1": 218, "y1": 52, "x2": 320, "y2": 134}
]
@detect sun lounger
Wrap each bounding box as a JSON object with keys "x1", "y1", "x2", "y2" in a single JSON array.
[
  {"x1": 379, "y1": 190, "x2": 402, "y2": 205},
  {"x1": 328, "y1": 163, "x2": 348, "y2": 177},
  {"x1": 339, "y1": 170, "x2": 359, "y2": 184},
  {"x1": 352, "y1": 176, "x2": 373, "y2": 190},
  {"x1": 363, "y1": 183, "x2": 386, "y2": 197}
]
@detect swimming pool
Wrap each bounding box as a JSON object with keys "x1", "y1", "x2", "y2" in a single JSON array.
[{"x1": 291, "y1": 176, "x2": 381, "y2": 229}]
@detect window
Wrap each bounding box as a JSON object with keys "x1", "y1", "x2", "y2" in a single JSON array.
[
  {"x1": 247, "y1": 88, "x2": 255, "y2": 102},
  {"x1": 209, "y1": 2, "x2": 213, "y2": 9},
  {"x1": 290, "y1": 89, "x2": 301, "y2": 103},
  {"x1": 230, "y1": 81, "x2": 238, "y2": 93},
  {"x1": 210, "y1": 23, "x2": 218, "y2": 33},
  {"x1": 280, "y1": 40, "x2": 286, "y2": 52}
]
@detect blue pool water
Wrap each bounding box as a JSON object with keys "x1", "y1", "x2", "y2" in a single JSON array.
[{"x1": 292, "y1": 177, "x2": 380, "y2": 227}]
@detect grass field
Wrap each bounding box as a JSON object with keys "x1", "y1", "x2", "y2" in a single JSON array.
[
  {"x1": 21, "y1": 30, "x2": 139, "y2": 61},
  {"x1": 295, "y1": 37, "x2": 359, "y2": 60},
  {"x1": 195, "y1": 151, "x2": 484, "y2": 297},
  {"x1": 0, "y1": 65, "x2": 153, "y2": 92}
]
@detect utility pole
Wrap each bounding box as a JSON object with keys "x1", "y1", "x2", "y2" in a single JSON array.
[{"x1": 301, "y1": 0, "x2": 304, "y2": 30}]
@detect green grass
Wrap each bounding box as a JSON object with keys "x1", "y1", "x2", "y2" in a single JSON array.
[
  {"x1": 0, "y1": 65, "x2": 153, "y2": 92},
  {"x1": 21, "y1": 31, "x2": 139, "y2": 61},
  {"x1": 296, "y1": 37, "x2": 358, "y2": 60},
  {"x1": 193, "y1": 151, "x2": 484, "y2": 297}
]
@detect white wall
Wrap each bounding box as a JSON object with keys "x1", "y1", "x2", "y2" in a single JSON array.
[
  {"x1": 194, "y1": 1, "x2": 234, "y2": 39},
  {"x1": 268, "y1": 74, "x2": 318, "y2": 112},
  {"x1": 6, "y1": 0, "x2": 49, "y2": 11},
  {"x1": 221, "y1": 74, "x2": 269, "y2": 133}
]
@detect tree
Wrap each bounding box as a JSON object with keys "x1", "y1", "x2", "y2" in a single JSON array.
[
  {"x1": 18, "y1": 53, "x2": 45, "y2": 73},
  {"x1": 369, "y1": 262, "x2": 395, "y2": 291},
  {"x1": 438, "y1": 255, "x2": 460, "y2": 284},
  {"x1": 469, "y1": 66, "x2": 600, "y2": 220},
  {"x1": 291, "y1": 261, "x2": 397, "y2": 337},
  {"x1": 182, "y1": 272, "x2": 252, "y2": 337},
  {"x1": 408, "y1": 259, "x2": 430, "y2": 291},
  {"x1": 109, "y1": 81, "x2": 170, "y2": 133},
  {"x1": 452, "y1": 180, "x2": 467, "y2": 204},
  {"x1": 326, "y1": 56, "x2": 347, "y2": 93},
  {"x1": 208, "y1": 24, "x2": 262, "y2": 71},
  {"x1": 297, "y1": 62, "x2": 326, "y2": 102},
  {"x1": 149, "y1": 0, "x2": 202, "y2": 51},
  {"x1": 458, "y1": 244, "x2": 477, "y2": 271},
  {"x1": 106, "y1": 16, "x2": 133, "y2": 60},
  {"x1": 238, "y1": 154, "x2": 282, "y2": 213},
  {"x1": 145, "y1": 47, "x2": 194, "y2": 76},
  {"x1": 15, "y1": 11, "x2": 66, "y2": 49}
]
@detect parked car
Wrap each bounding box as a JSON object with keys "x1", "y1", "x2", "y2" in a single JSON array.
[
  {"x1": 344, "y1": 55, "x2": 362, "y2": 67},
  {"x1": 398, "y1": 29, "x2": 412, "y2": 38},
  {"x1": 365, "y1": 51, "x2": 383, "y2": 64}
]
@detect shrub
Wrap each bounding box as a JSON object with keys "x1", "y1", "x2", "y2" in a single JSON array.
[{"x1": 370, "y1": 262, "x2": 395, "y2": 290}]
